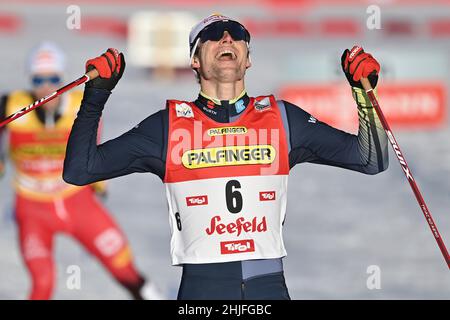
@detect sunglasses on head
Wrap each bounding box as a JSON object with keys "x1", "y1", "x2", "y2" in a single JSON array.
[
  {"x1": 31, "y1": 75, "x2": 61, "y2": 87},
  {"x1": 198, "y1": 21, "x2": 250, "y2": 45}
]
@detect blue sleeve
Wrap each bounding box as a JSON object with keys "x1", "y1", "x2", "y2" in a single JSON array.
[
  {"x1": 283, "y1": 100, "x2": 388, "y2": 174},
  {"x1": 63, "y1": 88, "x2": 167, "y2": 185}
]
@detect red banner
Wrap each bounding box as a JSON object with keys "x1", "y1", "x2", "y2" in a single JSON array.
[
  {"x1": 0, "y1": 14, "x2": 21, "y2": 33},
  {"x1": 279, "y1": 82, "x2": 447, "y2": 132}
]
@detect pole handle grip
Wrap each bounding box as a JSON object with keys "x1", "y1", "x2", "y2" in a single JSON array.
[
  {"x1": 360, "y1": 77, "x2": 373, "y2": 92},
  {"x1": 85, "y1": 68, "x2": 99, "y2": 81}
]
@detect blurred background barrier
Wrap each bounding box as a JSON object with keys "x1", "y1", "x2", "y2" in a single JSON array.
[
  {"x1": 280, "y1": 82, "x2": 447, "y2": 132},
  {"x1": 127, "y1": 11, "x2": 196, "y2": 69}
]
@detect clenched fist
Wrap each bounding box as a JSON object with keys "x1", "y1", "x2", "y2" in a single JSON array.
[
  {"x1": 341, "y1": 45, "x2": 380, "y2": 89},
  {"x1": 85, "y1": 48, "x2": 125, "y2": 91}
]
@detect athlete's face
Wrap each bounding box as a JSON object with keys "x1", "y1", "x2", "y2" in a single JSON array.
[
  {"x1": 31, "y1": 72, "x2": 62, "y2": 112},
  {"x1": 191, "y1": 31, "x2": 251, "y2": 83}
]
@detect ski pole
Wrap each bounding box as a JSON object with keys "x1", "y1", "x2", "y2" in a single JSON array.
[
  {"x1": 0, "y1": 69, "x2": 99, "y2": 128},
  {"x1": 360, "y1": 77, "x2": 450, "y2": 269}
]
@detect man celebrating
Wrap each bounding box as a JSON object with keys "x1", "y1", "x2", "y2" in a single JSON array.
[
  {"x1": 63, "y1": 14, "x2": 389, "y2": 299},
  {"x1": 0, "y1": 42, "x2": 162, "y2": 300}
]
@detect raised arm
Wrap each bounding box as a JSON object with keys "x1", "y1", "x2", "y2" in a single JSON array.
[
  {"x1": 63, "y1": 88, "x2": 168, "y2": 185},
  {"x1": 63, "y1": 49, "x2": 168, "y2": 185},
  {"x1": 284, "y1": 96, "x2": 388, "y2": 174},
  {"x1": 285, "y1": 46, "x2": 388, "y2": 175}
]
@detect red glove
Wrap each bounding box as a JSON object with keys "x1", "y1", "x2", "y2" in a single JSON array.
[
  {"x1": 85, "y1": 48, "x2": 125, "y2": 91},
  {"x1": 341, "y1": 45, "x2": 380, "y2": 89}
]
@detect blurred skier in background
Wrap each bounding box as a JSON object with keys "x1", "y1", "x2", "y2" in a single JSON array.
[{"x1": 0, "y1": 42, "x2": 163, "y2": 300}]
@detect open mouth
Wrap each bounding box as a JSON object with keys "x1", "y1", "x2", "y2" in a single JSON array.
[{"x1": 216, "y1": 50, "x2": 237, "y2": 61}]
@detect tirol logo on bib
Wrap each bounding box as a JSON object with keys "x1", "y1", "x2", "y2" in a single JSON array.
[
  {"x1": 259, "y1": 191, "x2": 276, "y2": 201},
  {"x1": 186, "y1": 195, "x2": 208, "y2": 206},
  {"x1": 221, "y1": 239, "x2": 255, "y2": 254},
  {"x1": 164, "y1": 95, "x2": 290, "y2": 265}
]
